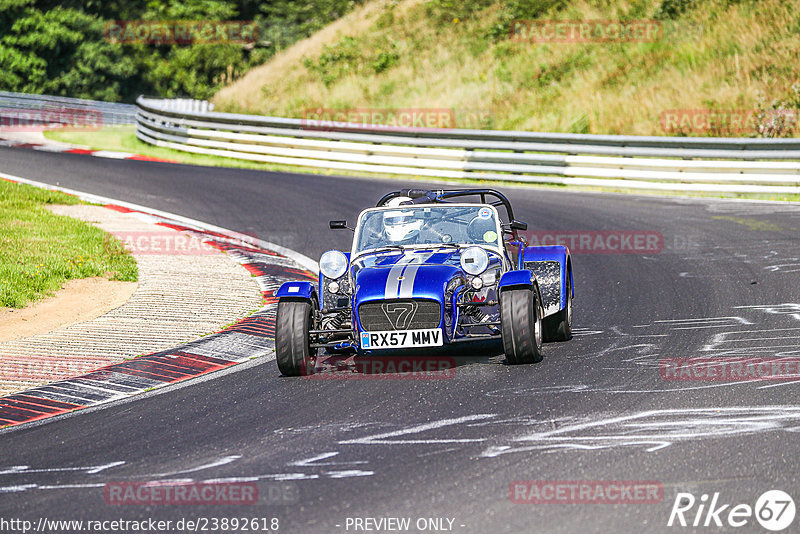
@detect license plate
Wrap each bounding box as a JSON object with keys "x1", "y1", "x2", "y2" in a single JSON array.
[{"x1": 360, "y1": 329, "x2": 443, "y2": 350}]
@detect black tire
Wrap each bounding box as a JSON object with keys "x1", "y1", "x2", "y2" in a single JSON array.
[
  {"x1": 543, "y1": 271, "x2": 573, "y2": 342},
  {"x1": 500, "y1": 288, "x2": 543, "y2": 364},
  {"x1": 275, "y1": 299, "x2": 316, "y2": 376}
]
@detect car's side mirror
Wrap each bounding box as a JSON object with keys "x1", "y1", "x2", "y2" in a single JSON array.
[
  {"x1": 330, "y1": 220, "x2": 352, "y2": 230},
  {"x1": 510, "y1": 220, "x2": 528, "y2": 231}
]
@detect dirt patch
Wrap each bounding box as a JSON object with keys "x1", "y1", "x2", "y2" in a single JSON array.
[{"x1": 0, "y1": 277, "x2": 137, "y2": 342}]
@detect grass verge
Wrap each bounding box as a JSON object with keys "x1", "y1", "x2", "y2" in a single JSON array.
[
  {"x1": 0, "y1": 180, "x2": 138, "y2": 308},
  {"x1": 45, "y1": 126, "x2": 285, "y2": 171}
]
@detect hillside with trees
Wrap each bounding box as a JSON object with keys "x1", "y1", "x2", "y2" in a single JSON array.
[
  {"x1": 214, "y1": 0, "x2": 800, "y2": 136},
  {"x1": 0, "y1": 0, "x2": 364, "y2": 102}
]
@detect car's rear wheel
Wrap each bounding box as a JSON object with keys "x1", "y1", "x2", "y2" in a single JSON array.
[
  {"x1": 543, "y1": 271, "x2": 572, "y2": 342},
  {"x1": 501, "y1": 288, "x2": 543, "y2": 364},
  {"x1": 275, "y1": 299, "x2": 316, "y2": 376}
]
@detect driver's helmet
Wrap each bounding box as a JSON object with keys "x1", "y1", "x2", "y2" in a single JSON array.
[{"x1": 383, "y1": 196, "x2": 422, "y2": 242}]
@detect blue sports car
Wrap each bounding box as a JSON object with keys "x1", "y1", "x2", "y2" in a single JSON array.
[{"x1": 275, "y1": 188, "x2": 573, "y2": 376}]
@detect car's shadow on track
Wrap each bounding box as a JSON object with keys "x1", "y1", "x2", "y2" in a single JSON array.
[
  {"x1": 293, "y1": 334, "x2": 580, "y2": 378},
  {"x1": 303, "y1": 338, "x2": 555, "y2": 378}
]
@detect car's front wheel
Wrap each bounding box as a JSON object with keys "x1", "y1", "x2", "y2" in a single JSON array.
[
  {"x1": 500, "y1": 288, "x2": 543, "y2": 364},
  {"x1": 275, "y1": 299, "x2": 316, "y2": 376}
]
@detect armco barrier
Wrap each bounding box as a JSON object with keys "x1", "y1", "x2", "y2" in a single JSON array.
[
  {"x1": 138, "y1": 96, "x2": 800, "y2": 193},
  {"x1": 0, "y1": 91, "x2": 137, "y2": 126}
]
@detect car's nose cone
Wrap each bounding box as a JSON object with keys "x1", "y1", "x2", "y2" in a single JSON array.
[{"x1": 354, "y1": 259, "x2": 461, "y2": 303}]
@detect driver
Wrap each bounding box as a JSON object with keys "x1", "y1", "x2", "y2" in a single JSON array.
[{"x1": 383, "y1": 196, "x2": 422, "y2": 244}]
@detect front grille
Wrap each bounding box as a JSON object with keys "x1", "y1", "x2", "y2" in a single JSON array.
[{"x1": 359, "y1": 299, "x2": 441, "y2": 331}]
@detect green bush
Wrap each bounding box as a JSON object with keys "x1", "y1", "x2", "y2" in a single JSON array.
[
  {"x1": 425, "y1": 0, "x2": 495, "y2": 25},
  {"x1": 655, "y1": 0, "x2": 697, "y2": 20},
  {"x1": 482, "y1": 0, "x2": 567, "y2": 43},
  {"x1": 506, "y1": 0, "x2": 567, "y2": 19},
  {"x1": 304, "y1": 36, "x2": 402, "y2": 85},
  {"x1": 0, "y1": 0, "x2": 366, "y2": 102},
  {"x1": 304, "y1": 36, "x2": 363, "y2": 87},
  {"x1": 372, "y1": 47, "x2": 400, "y2": 74},
  {"x1": 0, "y1": 6, "x2": 136, "y2": 100}
]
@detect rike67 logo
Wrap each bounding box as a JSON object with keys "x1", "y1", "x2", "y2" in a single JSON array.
[{"x1": 668, "y1": 490, "x2": 796, "y2": 531}]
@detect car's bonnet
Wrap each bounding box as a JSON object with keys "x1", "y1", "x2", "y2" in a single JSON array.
[{"x1": 352, "y1": 249, "x2": 462, "y2": 303}]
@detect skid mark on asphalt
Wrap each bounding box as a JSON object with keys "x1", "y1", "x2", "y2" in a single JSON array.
[
  {"x1": 701, "y1": 328, "x2": 800, "y2": 354},
  {"x1": 561, "y1": 304, "x2": 800, "y2": 393},
  {"x1": 480, "y1": 406, "x2": 800, "y2": 457},
  {"x1": 150, "y1": 456, "x2": 242, "y2": 478},
  {"x1": 632, "y1": 316, "x2": 753, "y2": 329},
  {"x1": 10, "y1": 405, "x2": 800, "y2": 488},
  {"x1": 0, "y1": 462, "x2": 125, "y2": 476},
  {"x1": 570, "y1": 327, "x2": 604, "y2": 337},
  {"x1": 339, "y1": 414, "x2": 496, "y2": 445},
  {"x1": 0, "y1": 450, "x2": 374, "y2": 495},
  {"x1": 273, "y1": 421, "x2": 388, "y2": 436},
  {"x1": 764, "y1": 262, "x2": 800, "y2": 273},
  {"x1": 735, "y1": 303, "x2": 800, "y2": 321},
  {"x1": 485, "y1": 385, "x2": 592, "y2": 397},
  {"x1": 276, "y1": 408, "x2": 800, "y2": 460},
  {"x1": 674, "y1": 235, "x2": 800, "y2": 277},
  {"x1": 247, "y1": 406, "x2": 800, "y2": 462},
  {"x1": 290, "y1": 452, "x2": 368, "y2": 467}
]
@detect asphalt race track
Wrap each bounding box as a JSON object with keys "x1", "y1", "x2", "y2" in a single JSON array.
[{"x1": 2, "y1": 146, "x2": 800, "y2": 533}]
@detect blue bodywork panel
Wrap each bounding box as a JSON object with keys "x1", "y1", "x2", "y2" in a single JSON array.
[
  {"x1": 276, "y1": 281, "x2": 316, "y2": 300},
  {"x1": 498, "y1": 269, "x2": 535, "y2": 290},
  {"x1": 354, "y1": 262, "x2": 460, "y2": 306},
  {"x1": 522, "y1": 245, "x2": 572, "y2": 314},
  {"x1": 349, "y1": 249, "x2": 503, "y2": 349},
  {"x1": 351, "y1": 251, "x2": 465, "y2": 345}
]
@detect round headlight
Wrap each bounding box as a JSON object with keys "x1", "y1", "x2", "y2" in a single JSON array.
[
  {"x1": 319, "y1": 250, "x2": 348, "y2": 280},
  {"x1": 460, "y1": 246, "x2": 489, "y2": 276}
]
